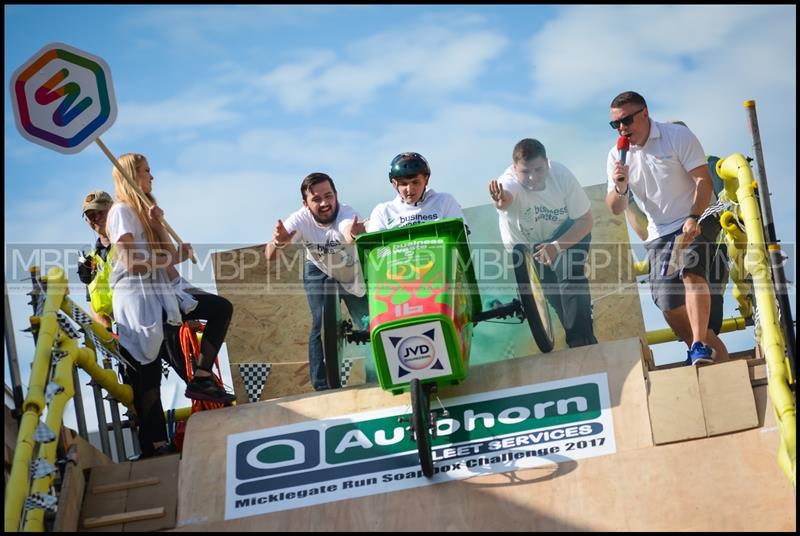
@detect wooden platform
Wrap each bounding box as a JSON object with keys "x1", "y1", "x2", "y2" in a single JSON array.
[
  {"x1": 174, "y1": 337, "x2": 795, "y2": 531},
  {"x1": 80, "y1": 454, "x2": 179, "y2": 532}
]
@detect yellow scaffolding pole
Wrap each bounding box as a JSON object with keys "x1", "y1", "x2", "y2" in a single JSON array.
[
  {"x1": 646, "y1": 316, "x2": 749, "y2": 345},
  {"x1": 4, "y1": 267, "x2": 67, "y2": 532},
  {"x1": 22, "y1": 335, "x2": 77, "y2": 532},
  {"x1": 5, "y1": 266, "x2": 198, "y2": 532},
  {"x1": 716, "y1": 153, "x2": 796, "y2": 488}
]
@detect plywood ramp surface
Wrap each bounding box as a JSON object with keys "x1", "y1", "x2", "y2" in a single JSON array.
[
  {"x1": 175, "y1": 337, "x2": 793, "y2": 531},
  {"x1": 174, "y1": 425, "x2": 793, "y2": 531},
  {"x1": 178, "y1": 339, "x2": 649, "y2": 526}
]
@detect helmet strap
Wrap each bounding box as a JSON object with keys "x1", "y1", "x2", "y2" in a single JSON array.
[
  {"x1": 413, "y1": 187, "x2": 427, "y2": 206},
  {"x1": 395, "y1": 185, "x2": 427, "y2": 206}
]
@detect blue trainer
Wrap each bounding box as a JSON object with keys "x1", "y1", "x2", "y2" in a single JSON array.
[{"x1": 687, "y1": 341, "x2": 715, "y2": 366}]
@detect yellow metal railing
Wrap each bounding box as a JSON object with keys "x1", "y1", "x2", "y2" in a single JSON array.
[
  {"x1": 6, "y1": 264, "x2": 203, "y2": 531},
  {"x1": 4, "y1": 267, "x2": 194, "y2": 531},
  {"x1": 645, "y1": 316, "x2": 749, "y2": 345},
  {"x1": 6, "y1": 267, "x2": 138, "y2": 531},
  {"x1": 630, "y1": 152, "x2": 794, "y2": 487},
  {"x1": 716, "y1": 153, "x2": 796, "y2": 488},
  {"x1": 5, "y1": 267, "x2": 76, "y2": 532}
]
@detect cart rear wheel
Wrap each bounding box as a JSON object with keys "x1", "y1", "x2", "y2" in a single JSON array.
[{"x1": 321, "y1": 280, "x2": 343, "y2": 389}]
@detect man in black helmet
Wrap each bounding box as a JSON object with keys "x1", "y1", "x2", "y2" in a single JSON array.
[{"x1": 364, "y1": 152, "x2": 466, "y2": 232}]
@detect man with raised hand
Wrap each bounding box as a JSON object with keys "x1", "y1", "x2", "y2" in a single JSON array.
[{"x1": 266, "y1": 172, "x2": 368, "y2": 391}]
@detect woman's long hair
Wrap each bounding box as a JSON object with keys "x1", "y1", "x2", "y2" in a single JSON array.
[{"x1": 110, "y1": 153, "x2": 161, "y2": 252}]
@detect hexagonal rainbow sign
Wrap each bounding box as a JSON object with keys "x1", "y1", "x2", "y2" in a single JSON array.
[{"x1": 9, "y1": 42, "x2": 117, "y2": 155}]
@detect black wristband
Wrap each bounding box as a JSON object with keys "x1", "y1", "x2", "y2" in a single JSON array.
[
  {"x1": 614, "y1": 184, "x2": 629, "y2": 196},
  {"x1": 687, "y1": 214, "x2": 701, "y2": 220}
]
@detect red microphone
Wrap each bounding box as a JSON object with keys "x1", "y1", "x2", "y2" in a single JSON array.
[
  {"x1": 615, "y1": 136, "x2": 630, "y2": 184},
  {"x1": 616, "y1": 135, "x2": 630, "y2": 165}
]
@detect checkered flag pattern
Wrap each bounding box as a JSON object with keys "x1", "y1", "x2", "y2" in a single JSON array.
[
  {"x1": 86, "y1": 330, "x2": 133, "y2": 370},
  {"x1": 340, "y1": 357, "x2": 353, "y2": 387},
  {"x1": 698, "y1": 198, "x2": 734, "y2": 223},
  {"x1": 50, "y1": 348, "x2": 69, "y2": 363},
  {"x1": 33, "y1": 421, "x2": 56, "y2": 443},
  {"x1": 239, "y1": 363, "x2": 271, "y2": 403},
  {"x1": 69, "y1": 304, "x2": 93, "y2": 327},
  {"x1": 161, "y1": 358, "x2": 171, "y2": 379},
  {"x1": 503, "y1": 339, "x2": 515, "y2": 360},
  {"x1": 56, "y1": 311, "x2": 82, "y2": 339},
  {"x1": 45, "y1": 382, "x2": 64, "y2": 404},
  {"x1": 30, "y1": 459, "x2": 58, "y2": 480},
  {"x1": 24, "y1": 492, "x2": 58, "y2": 513}
]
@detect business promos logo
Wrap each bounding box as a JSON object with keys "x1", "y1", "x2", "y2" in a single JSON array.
[
  {"x1": 10, "y1": 42, "x2": 117, "y2": 154},
  {"x1": 225, "y1": 373, "x2": 617, "y2": 520}
]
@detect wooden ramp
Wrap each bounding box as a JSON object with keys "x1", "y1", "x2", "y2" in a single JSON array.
[{"x1": 175, "y1": 338, "x2": 795, "y2": 531}]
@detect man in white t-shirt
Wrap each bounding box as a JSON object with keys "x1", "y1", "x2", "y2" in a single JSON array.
[
  {"x1": 266, "y1": 172, "x2": 368, "y2": 391},
  {"x1": 488, "y1": 138, "x2": 597, "y2": 348},
  {"x1": 605, "y1": 91, "x2": 727, "y2": 366},
  {"x1": 364, "y1": 152, "x2": 466, "y2": 232}
]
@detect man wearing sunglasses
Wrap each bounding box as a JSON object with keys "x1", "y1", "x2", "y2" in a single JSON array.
[
  {"x1": 79, "y1": 190, "x2": 116, "y2": 328},
  {"x1": 605, "y1": 91, "x2": 727, "y2": 366}
]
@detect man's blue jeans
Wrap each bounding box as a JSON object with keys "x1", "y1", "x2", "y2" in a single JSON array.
[{"x1": 303, "y1": 261, "x2": 369, "y2": 390}]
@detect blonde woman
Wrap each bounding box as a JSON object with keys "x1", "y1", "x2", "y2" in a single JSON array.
[{"x1": 106, "y1": 153, "x2": 234, "y2": 454}]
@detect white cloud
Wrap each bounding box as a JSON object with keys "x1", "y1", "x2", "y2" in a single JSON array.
[
  {"x1": 255, "y1": 50, "x2": 341, "y2": 112},
  {"x1": 105, "y1": 93, "x2": 240, "y2": 143},
  {"x1": 528, "y1": 5, "x2": 794, "y2": 109},
  {"x1": 407, "y1": 32, "x2": 509, "y2": 93},
  {"x1": 126, "y1": 5, "x2": 359, "y2": 52},
  {"x1": 257, "y1": 25, "x2": 508, "y2": 113}
]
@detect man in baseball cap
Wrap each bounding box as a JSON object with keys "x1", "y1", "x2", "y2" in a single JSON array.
[
  {"x1": 82, "y1": 189, "x2": 113, "y2": 215},
  {"x1": 78, "y1": 190, "x2": 115, "y2": 327}
]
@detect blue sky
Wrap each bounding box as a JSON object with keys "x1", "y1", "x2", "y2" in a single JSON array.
[{"x1": 4, "y1": 5, "x2": 796, "y2": 430}]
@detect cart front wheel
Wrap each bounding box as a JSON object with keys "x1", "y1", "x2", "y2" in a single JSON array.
[
  {"x1": 513, "y1": 244, "x2": 555, "y2": 353},
  {"x1": 409, "y1": 379, "x2": 434, "y2": 478}
]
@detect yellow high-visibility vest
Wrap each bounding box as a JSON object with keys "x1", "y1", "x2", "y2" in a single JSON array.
[{"x1": 88, "y1": 245, "x2": 115, "y2": 320}]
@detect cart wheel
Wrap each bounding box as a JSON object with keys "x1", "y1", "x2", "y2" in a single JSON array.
[
  {"x1": 513, "y1": 244, "x2": 555, "y2": 353},
  {"x1": 321, "y1": 279, "x2": 343, "y2": 389},
  {"x1": 410, "y1": 379, "x2": 434, "y2": 478}
]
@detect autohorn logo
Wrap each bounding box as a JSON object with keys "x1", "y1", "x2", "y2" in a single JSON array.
[{"x1": 236, "y1": 430, "x2": 320, "y2": 480}]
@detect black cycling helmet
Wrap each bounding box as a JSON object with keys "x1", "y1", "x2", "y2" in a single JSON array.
[{"x1": 388, "y1": 152, "x2": 430, "y2": 181}]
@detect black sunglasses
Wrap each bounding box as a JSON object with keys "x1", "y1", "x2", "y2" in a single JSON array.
[{"x1": 609, "y1": 108, "x2": 645, "y2": 130}]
